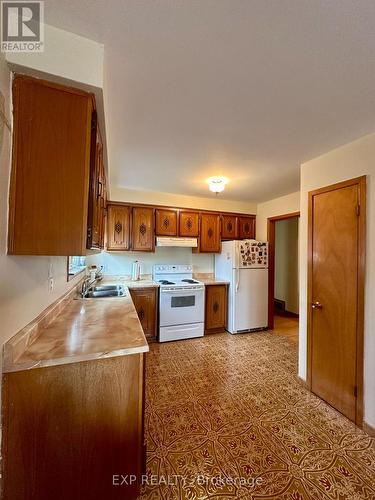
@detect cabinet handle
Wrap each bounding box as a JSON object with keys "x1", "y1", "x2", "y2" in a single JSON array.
[
  {"x1": 97, "y1": 180, "x2": 102, "y2": 199},
  {"x1": 213, "y1": 302, "x2": 219, "y2": 313}
]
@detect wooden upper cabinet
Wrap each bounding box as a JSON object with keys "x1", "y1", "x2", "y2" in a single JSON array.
[
  {"x1": 106, "y1": 205, "x2": 131, "y2": 251},
  {"x1": 8, "y1": 75, "x2": 102, "y2": 256},
  {"x1": 87, "y1": 112, "x2": 105, "y2": 250},
  {"x1": 221, "y1": 215, "x2": 238, "y2": 240},
  {"x1": 155, "y1": 209, "x2": 178, "y2": 236},
  {"x1": 239, "y1": 216, "x2": 256, "y2": 239},
  {"x1": 199, "y1": 213, "x2": 221, "y2": 253},
  {"x1": 132, "y1": 207, "x2": 155, "y2": 252},
  {"x1": 179, "y1": 211, "x2": 199, "y2": 237}
]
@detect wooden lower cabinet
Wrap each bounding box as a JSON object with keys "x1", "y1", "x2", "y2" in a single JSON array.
[
  {"x1": 2, "y1": 354, "x2": 146, "y2": 500},
  {"x1": 129, "y1": 287, "x2": 158, "y2": 341},
  {"x1": 205, "y1": 284, "x2": 228, "y2": 334}
]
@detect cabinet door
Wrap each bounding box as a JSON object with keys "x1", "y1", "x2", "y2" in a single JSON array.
[
  {"x1": 221, "y1": 215, "x2": 238, "y2": 240},
  {"x1": 98, "y1": 155, "x2": 107, "y2": 249},
  {"x1": 205, "y1": 284, "x2": 228, "y2": 333},
  {"x1": 179, "y1": 211, "x2": 199, "y2": 237},
  {"x1": 239, "y1": 216, "x2": 256, "y2": 239},
  {"x1": 129, "y1": 288, "x2": 158, "y2": 340},
  {"x1": 200, "y1": 214, "x2": 221, "y2": 253},
  {"x1": 92, "y1": 139, "x2": 103, "y2": 248},
  {"x1": 87, "y1": 112, "x2": 100, "y2": 249},
  {"x1": 106, "y1": 205, "x2": 131, "y2": 251},
  {"x1": 8, "y1": 75, "x2": 93, "y2": 256},
  {"x1": 132, "y1": 207, "x2": 155, "y2": 252},
  {"x1": 155, "y1": 209, "x2": 178, "y2": 236}
]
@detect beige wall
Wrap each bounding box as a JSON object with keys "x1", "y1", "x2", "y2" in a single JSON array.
[
  {"x1": 111, "y1": 186, "x2": 257, "y2": 214},
  {"x1": 87, "y1": 247, "x2": 214, "y2": 276},
  {"x1": 0, "y1": 55, "x2": 82, "y2": 376},
  {"x1": 275, "y1": 218, "x2": 299, "y2": 314},
  {"x1": 256, "y1": 191, "x2": 300, "y2": 241},
  {"x1": 6, "y1": 24, "x2": 104, "y2": 89},
  {"x1": 299, "y1": 132, "x2": 375, "y2": 428}
]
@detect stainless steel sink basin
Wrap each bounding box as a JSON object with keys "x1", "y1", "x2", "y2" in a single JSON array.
[
  {"x1": 91, "y1": 285, "x2": 120, "y2": 292},
  {"x1": 84, "y1": 285, "x2": 126, "y2": 298}
]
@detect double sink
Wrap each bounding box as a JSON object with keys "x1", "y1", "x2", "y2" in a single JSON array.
[{"x1": 84, "y1": 284, "x2": 126, "y2": 299}]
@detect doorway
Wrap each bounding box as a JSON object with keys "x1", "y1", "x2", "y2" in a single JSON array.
[
  {"x1": 267, "y1": 212, "x2": 300, "y2": 331},
  {"x1": 307, "y1": 176, "x2": 365, "y2": 425}
]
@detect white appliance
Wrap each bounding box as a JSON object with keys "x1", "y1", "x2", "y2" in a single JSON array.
[
  {"x1": 153, "y1": 265, "x2": 205, "y2": 342},
  {"x1": 156, "y1": 237, "x2": 198, "y2": 247},
  {"x1": 215, "y1": 240, "x2": 269, "y2": 334}
]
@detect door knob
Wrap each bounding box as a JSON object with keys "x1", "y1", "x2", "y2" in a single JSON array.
[{"x1": 312, "y1": 301, "x2": 323, "y2": 309}]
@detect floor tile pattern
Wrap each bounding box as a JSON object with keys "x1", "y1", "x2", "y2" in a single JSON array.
[{"x1": 140, "y1": 326, "x2": 374, "y2": 499}]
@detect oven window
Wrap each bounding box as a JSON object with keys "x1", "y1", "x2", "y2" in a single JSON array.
[{"x1": 171, "y1": 295, "x2": 195, "y2": 308}]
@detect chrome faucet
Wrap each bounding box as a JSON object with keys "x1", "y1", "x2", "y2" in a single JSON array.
[{"x1": 81, "y1": 266, "x2": 104, "y2": 297}]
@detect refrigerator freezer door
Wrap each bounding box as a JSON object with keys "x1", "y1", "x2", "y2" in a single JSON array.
[
  {"x1": 238, "y1": 240, "x2": 269, "y2": 269},
  {"x1": 215, "y1": 240, "x2": 237, "y2": 279},
  {"x1": 229, "y1": 268, "x2": 268, "y2": 333}
]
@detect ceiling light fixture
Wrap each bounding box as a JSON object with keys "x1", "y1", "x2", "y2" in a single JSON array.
[{"x1": 207, "y1": 176, "x2": 228, "y2": 195}]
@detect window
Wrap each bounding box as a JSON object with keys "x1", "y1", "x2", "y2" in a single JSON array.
[{"x1": 67, "y1": 256, "x2": 86, "y2": 281}]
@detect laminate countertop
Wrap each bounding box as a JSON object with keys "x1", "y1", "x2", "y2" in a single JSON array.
[
  {"x1": 4, "y1": 290, "x2": 149, "y2": 373},
  {"x1": 102, "y1": 276, "x2": 159, "y2": 288},
  {"x1": 194, "y1": 276, "x2": 230, "y2": 286}
]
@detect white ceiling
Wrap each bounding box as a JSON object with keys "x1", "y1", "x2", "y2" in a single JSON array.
[{"x1": 44, "y1": 0, "x2": 375, "y2": 202}]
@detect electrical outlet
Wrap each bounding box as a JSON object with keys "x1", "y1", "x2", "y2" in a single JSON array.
[{"x1": 48, "y1": 277, "x2": 54, "y2": 292}]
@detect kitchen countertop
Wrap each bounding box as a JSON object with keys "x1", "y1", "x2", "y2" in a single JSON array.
[
  {"x1": 4, "y1": 289, "x2": 149, "y2": 373},
  {"x1": 193, "y1": 274, "x2": 230, "y2": 286},
  {"x1": 3, "y1": 273, "x2": 230, "y2": 373},
  {"x1": 102, "y1": 276, "x2": 159, "y2": 288}
]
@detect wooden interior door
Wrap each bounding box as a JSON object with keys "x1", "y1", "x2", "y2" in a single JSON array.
[{"x1": 308, "y1": 177, "x2": 365, "y2": 424}]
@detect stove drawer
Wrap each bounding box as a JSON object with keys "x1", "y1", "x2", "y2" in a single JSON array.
[{"x1": 159, "y1": 323, "x2": 204, "y2": 342}]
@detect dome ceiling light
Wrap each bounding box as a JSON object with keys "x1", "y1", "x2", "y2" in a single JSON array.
[{"x1": 207, "y1": 176, "x2": 228, "y2": 195}]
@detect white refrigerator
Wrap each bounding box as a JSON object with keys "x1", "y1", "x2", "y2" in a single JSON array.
[{"x1": 215, "y1": 240, "x2": 269, "y2": 334}]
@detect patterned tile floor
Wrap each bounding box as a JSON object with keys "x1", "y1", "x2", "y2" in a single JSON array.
[{"x1": 140, "y1": 318, "x2": 375, "y2": 499}]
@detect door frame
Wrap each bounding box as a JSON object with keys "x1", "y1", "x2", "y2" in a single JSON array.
[
  {"x1": 267, "y1": 211, "x2": 300, "y2": 329},
  {"x1": 307, "y1": 176, "x2": 366, "y2": 426}
]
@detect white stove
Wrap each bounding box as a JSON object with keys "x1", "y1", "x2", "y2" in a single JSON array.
[{"x1": 153, "y1": 265, "x2": 205, "y2": 342}]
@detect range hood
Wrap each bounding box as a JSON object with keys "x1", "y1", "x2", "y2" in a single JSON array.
[{"x1": 156, "y1": 237, "x2": 198, "y2": 248}]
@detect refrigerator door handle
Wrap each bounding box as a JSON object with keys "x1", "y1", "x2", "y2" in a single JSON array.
[{"x1": 235, "y1": 268, "x2": 240, "y2": 293}]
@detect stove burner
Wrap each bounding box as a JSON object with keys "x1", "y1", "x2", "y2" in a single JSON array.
[
  {"x1": 181, "y1": 279, "x2": 198, "y2": 284},
  {"x1": 159, "y1": 280, "x2": 175, "y2": 285}
]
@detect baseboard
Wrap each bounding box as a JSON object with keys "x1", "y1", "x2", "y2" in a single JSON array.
[
  {"x1": 297, "y1": 376, "x2": 308, "y2": 388},
  {"x1": 363, "y1": 422, "x2": 375, "y2": 437}
]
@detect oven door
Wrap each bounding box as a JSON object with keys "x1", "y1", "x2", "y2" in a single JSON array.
[{"x1": 159, "y1": 287, "x2": 205, "y2": 327}]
